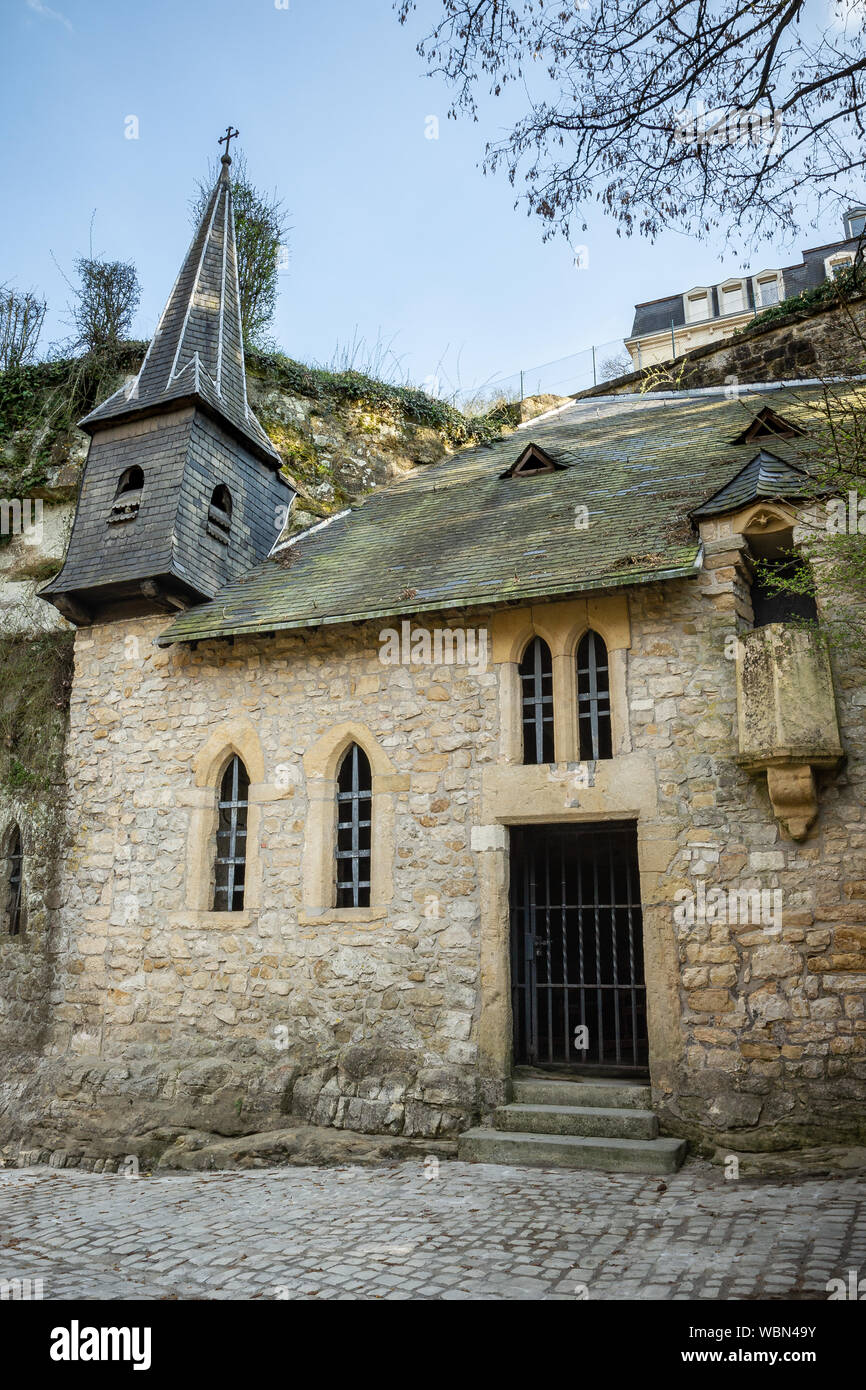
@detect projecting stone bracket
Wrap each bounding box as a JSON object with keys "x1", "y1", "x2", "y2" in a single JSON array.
[
  {"x1": 736, "y1": 623, "x2": 844, "y2": 842},
  {"x1": 736, "y1": 753, "x2": 842, "y2": 841}
]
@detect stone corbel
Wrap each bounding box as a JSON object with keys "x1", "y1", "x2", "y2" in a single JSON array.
[{"x1": 765, "y1": 764, "x2": 818, "y2": 842}]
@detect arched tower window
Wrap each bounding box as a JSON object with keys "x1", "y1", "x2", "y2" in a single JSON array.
[
  {"x1": 108, "y1": 467, "x2": 144, "y2": 524},
  {"x1": 519, "y1": 636, "x2": 554, "y2": 764},
  {"x1": 747, "y1": 523, "x2": 818, "y2": 626},
  {"x1": 336, "y1": 743, "x2": 372, "y2": 908},
  {"x1": 207, "y1": 485, "x2": 232, "y2": 545},
  {"x1": 6, "y1": 825, "x2": 22, "y2": 936},
  {"x1": 213, "y1": 755, "x2": 249, "y2": 911},
  {"x1": 577, "y1": 630, "x2": 612, "y2": 760}
]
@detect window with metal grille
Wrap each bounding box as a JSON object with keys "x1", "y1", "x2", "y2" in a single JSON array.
[
  {"x1": 519, "y1": 636, "x2": 554, "y2": 764},
  {"x1": 6, "y1": 825, "x2": 22, "y2": 936},
  {"x1": 577, "y1": 630, "x2": 612, "y2": 760},
  {"x1": 213, "y1": 755, "x2": 249, "y2": 912},
  {"x1": 336, "y1": 743, "x2": 372, "y2": 908}
]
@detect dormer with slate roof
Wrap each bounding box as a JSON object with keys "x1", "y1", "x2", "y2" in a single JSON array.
[{"x1": 40, "y1": 144, "x2": 294, "y2": 626}]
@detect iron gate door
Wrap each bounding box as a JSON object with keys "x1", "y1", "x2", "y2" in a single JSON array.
[{"x1": 510, "y1": 822, "x2": 648, "y2": 1072}]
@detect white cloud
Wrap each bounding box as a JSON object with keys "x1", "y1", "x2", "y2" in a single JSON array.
[{"x1": 25, "y1": 0, "x2": 73, "y2": 33}]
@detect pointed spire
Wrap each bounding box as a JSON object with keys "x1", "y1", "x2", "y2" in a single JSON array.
[{"x1": 81, "y1": 134, "x2": 280, "y2": 467}]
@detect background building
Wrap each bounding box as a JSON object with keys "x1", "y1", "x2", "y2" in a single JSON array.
[{"x1": 625, "y1": 208, "x2": 866, "y2": 369}]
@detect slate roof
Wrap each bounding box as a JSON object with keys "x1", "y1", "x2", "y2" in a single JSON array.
[
  {"x1": 691, "y1": 449, "x2": 813, "y2": 518},
  {"x1": 80, "y1": 157, "x2": 280, "y2": 468},
  {"x1": 158, "y1": 382, "x2": 861, "y2": 646}
]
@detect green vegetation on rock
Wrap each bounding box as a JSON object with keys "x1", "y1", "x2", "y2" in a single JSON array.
[
  {"x1": 737, "y1": 263, "x2": 866, "y2": 336},
  {"x1": 0, "y1": 631, "x2": 74, "y2": 794}
]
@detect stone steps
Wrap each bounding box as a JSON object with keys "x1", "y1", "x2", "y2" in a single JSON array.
[
  {"x1": 494, "y1": 1102, "x2": 658, "y2": 1140},
  {"x1": 459, "y1": 1127, "x2": 686, "y2": 1174},
  {"x1": 458, "y1": 1072, "x2": 686, "y2": 1174},
  {"x1": 512, "y1": 1075, "x2": 652, "y2": 1110}
]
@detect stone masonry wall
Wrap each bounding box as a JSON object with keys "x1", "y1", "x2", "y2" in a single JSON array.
[
  {"x1": 583, "y1": 296, "x2": 866, "y2": 398},
  {"x1": 1, "y1": 555, "x2": 864, "y2": 1160},
  {"x1": 0, "y1": 612, "x2": 499, "y2": 1155}
]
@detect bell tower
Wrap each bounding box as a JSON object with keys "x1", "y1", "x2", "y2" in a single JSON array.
[{"x1": 41, "y1": 131, "x2": 293, "y2": 625}]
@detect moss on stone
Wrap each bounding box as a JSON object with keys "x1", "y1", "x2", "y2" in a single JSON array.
[{"x1": 0, "y1": 631, "x2": 74, "y2": 795}]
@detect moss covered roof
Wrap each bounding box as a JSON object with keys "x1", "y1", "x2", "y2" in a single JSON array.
[{"x1": 158, "y1": 383, "x2": 853, "y2": 646}]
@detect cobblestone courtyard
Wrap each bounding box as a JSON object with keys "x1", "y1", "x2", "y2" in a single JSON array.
[{"x1": 0, "y1": 1157, "x2": 863, "y2": 1301}]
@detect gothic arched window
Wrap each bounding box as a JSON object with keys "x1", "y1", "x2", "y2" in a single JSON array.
[
  {"x1": 6, "y1": 825, "x2": 22, "y2": 936},
  {"x1": 336, "y1": 743, "x2": 372, "y2": 908},
  {"x1": 577, "y1": 630, "x2": 612, "y2": 760},
  {"x1": 519, "y1": 636, "x2": 554, "y2": 764},
  {"x1": 108, "y1": 467, "x2": 144, "y2": 524},
  {"x1": 207, "y1": 485, "x2": 232, "y2": 545},
  {"x1": 213, "y1": 755, "x2": 249, "y2": 912}
]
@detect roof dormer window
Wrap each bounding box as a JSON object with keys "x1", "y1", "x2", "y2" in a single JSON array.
[
  {"x1": 729, "y1": 406, "x2": 805, "y2": 445},
  {"x1": 685, "y1": 290, "x2": 710, "y2": 323},
  {"x1": 826, "y1": 252, "x2": 855, "y2": 280},
  {"x1": 108, "y1": 467, "x2": 143, "y2": 524},
  {"x1": 844, "y1": 208, "x2": 866, "y2": 240},
  {"x1": 756, "y1": 273, "x2": 781, "y2": 307},
  {"x1": 499, "y1": 443, "x2": 565, "y2": 479},
  {"x1": 720, "y1": 280, "x2": 746, "y2": 315}
]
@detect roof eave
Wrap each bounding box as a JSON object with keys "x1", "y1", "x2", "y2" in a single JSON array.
[{"x1": 156, "y1": 553, "x2": 703, "y2": 647}]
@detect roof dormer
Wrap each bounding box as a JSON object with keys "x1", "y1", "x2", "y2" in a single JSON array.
[{"x1": 499, "y1": 442, "x2": 566, "y2": 479}]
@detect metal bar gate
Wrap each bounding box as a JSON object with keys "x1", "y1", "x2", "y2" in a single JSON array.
[{"x1": 510, "y1": 822, "x2": 648, "y2": 1072}]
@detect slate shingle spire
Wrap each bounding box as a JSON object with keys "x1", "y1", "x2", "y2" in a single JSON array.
[
  {"x1": 79, "y1": 148, "x2": 279, "y2": 466},
  {"x1": 40, "y1": 139, "x2": 293, "y2": 626}
]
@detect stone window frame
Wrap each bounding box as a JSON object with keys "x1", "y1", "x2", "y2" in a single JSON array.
[
  {"x1": 683, "y1": 287, "x2": 712, "y2": 324},
  {"x1": 825, "y1": 252, "x2": 854, "y2": 280},
  {"x1": 491, "y1": 596, "x2": 632, "y2": 764},
  {"x1": 718, "y1": 277, "x2": 747, "y2": 316},
  {"x1": 301, "y1": 721, "x2": 408, "y2": 927},
  {"x1": 753, "y1": 270, "x2": 783, "y2": 308},
  {"x1": 179, "y1": 718, "x2": 271, "y2": 927},
  {"x1": 1, "y1": 821, "x2": 25, "y2": 939}
]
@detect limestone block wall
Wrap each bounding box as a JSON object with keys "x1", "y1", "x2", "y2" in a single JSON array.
[
  {"x1": 2, "y1": 555, "x2": 864, "y2": 1156},
  {"x1": 625, "y1": 559, "x2": 866, "y2": 1151},
  {"x1": 40, "y1": 612, "x2": 499, "y2": 1143}
]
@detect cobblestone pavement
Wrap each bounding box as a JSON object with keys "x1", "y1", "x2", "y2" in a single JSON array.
[{"x1": 0, "y1": 1157, "x2": 863, "y2": 1300}]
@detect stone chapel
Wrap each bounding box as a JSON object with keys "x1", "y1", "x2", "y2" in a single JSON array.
[{"x1": 1, "y1": 147, "x2": 864, "y2": 1172}]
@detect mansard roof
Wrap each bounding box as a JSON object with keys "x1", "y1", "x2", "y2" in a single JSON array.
[
  {"x1": 157, "y1": 381, "x2": 862, "y2": 646},
  {"x1": 80, "y1": 157, "x2": 280, "y2": 468}
]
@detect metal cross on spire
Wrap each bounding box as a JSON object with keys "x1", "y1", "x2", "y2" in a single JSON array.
[{"x1": 219, "y1": 125, "x2": 240, "y2": 162}]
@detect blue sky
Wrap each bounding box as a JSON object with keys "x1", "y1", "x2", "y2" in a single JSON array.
[{"x1": 1, "y1": 0, "x2": 857, "y2": 397}]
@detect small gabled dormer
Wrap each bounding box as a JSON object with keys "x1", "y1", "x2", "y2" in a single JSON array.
[
  {"x1": 499, "y1": 442, "x2": 566, "y2": 479},
  {"x1": 728, "y1": 406, "x2": 805, "y2": 445}
]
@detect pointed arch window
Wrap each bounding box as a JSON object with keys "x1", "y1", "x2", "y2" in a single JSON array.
[
  {"x1": 519, "y1": 636, "x2": 554, "y2": 764},
  {"x1": 213, "y1": 755, "x2": 249, "y2": 911},
  {"x1": 6, "y1": 825, "x2": 22, "y2": 936},
  {"x1": 577, "y1": 630, "x2": 612, "y2": 760},
  {"x1": 108, "y1": 467, "x2": 144, "y2": 524},
  {"x1": 207, "y1": 485, "x2": 232, "y2": 545},
  {"x1": 336, "y1": 743, "x2": 372, "y2": 908}
]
